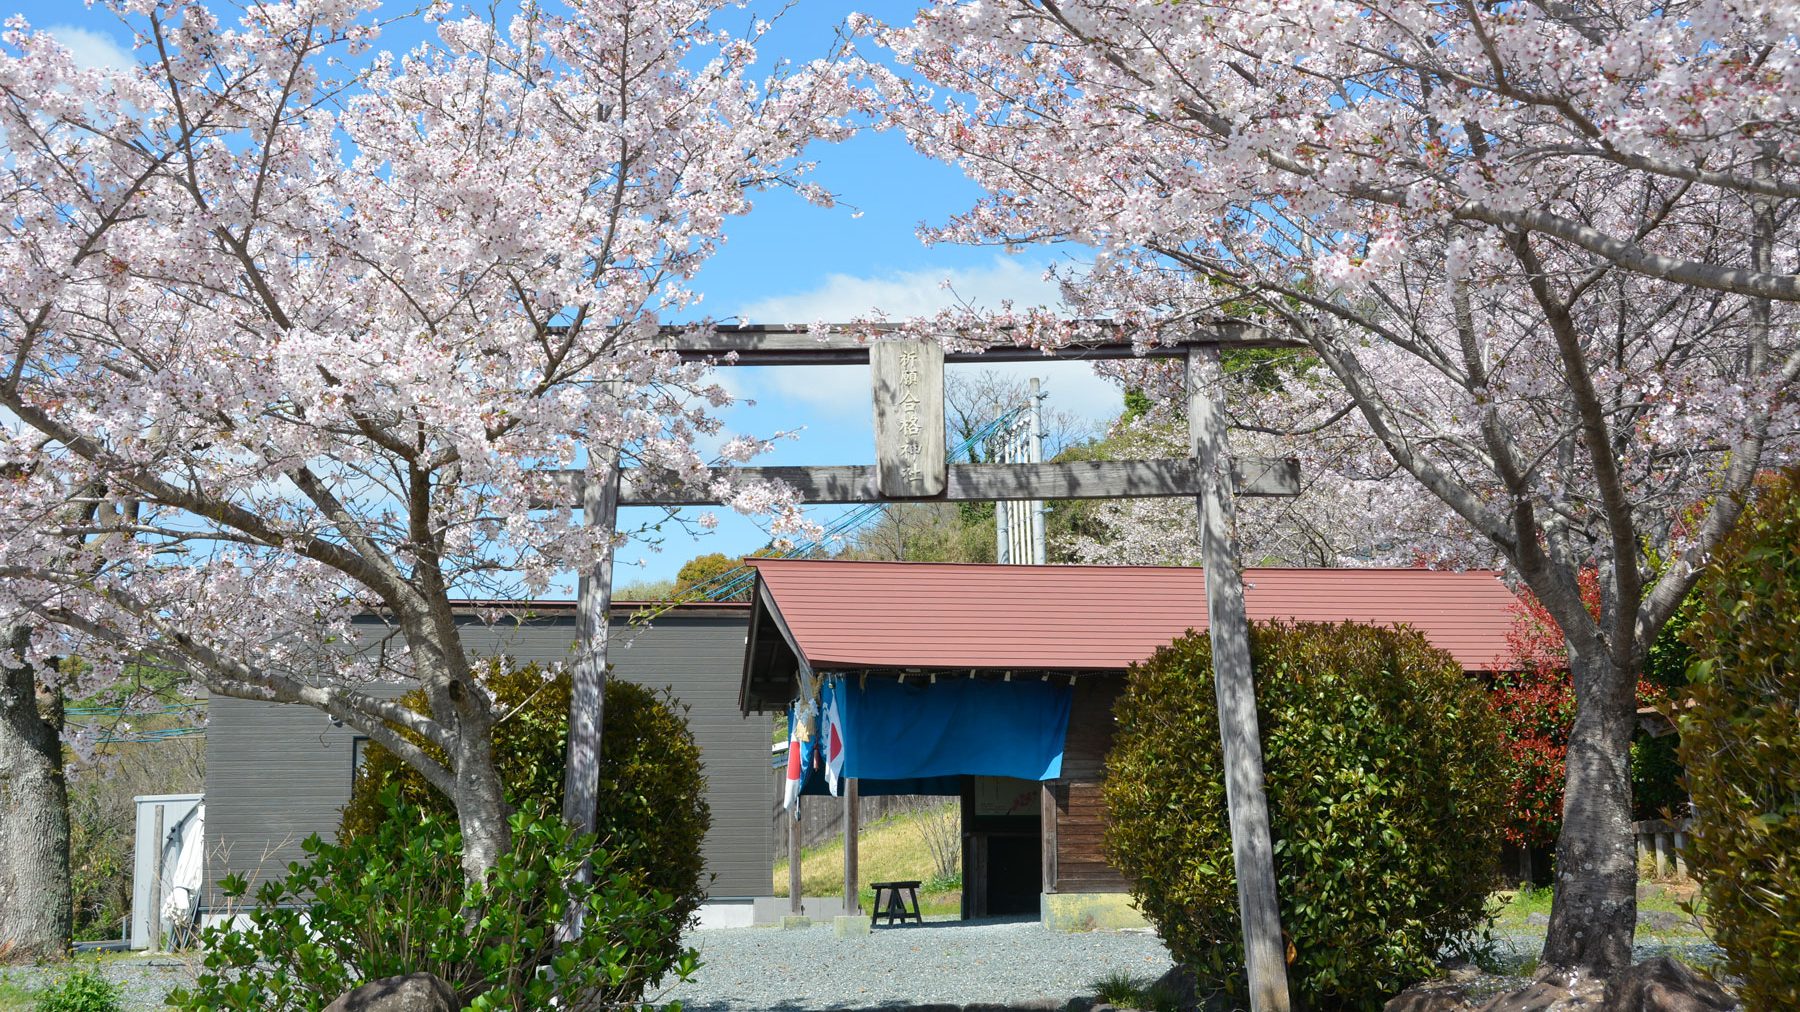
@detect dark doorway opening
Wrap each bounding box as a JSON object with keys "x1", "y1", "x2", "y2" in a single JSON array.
[
  {"x1": 961, "y1": 776, "x2": 1043, "y2": 919},
  {"x1": 983, "y1": 833, "x2": 1042, "y2": 915}
]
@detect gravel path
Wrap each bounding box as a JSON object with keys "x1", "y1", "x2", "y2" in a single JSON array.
[
  {"x1": 0, "y1": 956, "x2": 195, "y2": 1011},
  {"x1": 0, "y1": 923, "x2": 1716, "y2": 1012},
  {"x1": 664, "y1": 918, "x2": 1174, "y2": 1011},
  {"x1": 1, "y1": 922, "x2": 1168, "y2": 1012}
]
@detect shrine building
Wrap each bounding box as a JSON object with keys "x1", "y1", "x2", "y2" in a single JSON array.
[{"x1": 741, "y1": 557, "x2": 1521, "y2": 928}]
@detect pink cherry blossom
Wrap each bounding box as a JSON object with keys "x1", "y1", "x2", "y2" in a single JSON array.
[
  {"x1": 870, "y1": 0, "x2": 1798, "y2": 976},
  {"x1": 0, "y1": 0, "x2": 865, "y2": 882}
]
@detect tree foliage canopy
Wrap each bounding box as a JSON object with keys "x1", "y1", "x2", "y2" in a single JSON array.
[{"x1": 1680, "y1": 468, "x2": 1800, "y2": 1008}]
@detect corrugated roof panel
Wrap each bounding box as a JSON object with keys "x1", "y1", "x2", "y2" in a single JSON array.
[{"x1": 746, "y1": 559, "x2": 1519, "y2": 673}]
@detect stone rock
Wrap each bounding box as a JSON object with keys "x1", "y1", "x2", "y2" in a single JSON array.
[
  {"x1": 1146, "y1": 963, "x2": 1201, "y2": 1012},
  {"x1": 1385, "y1": 982, "x2": 1472, "y2": 1011},
  {"x1": 1475, "y1": 975, "x2": 1606, "y2": 1012},
  {"x1": 1438, "y1": 957, "x2": 1483, "y2": 984},
  {"x1": 1636, "y1": 912, "x2": 1685, "y2": 933},
  {"x1": 322, "y1": 973, "x2": 461, "y2": 1012},
  {"x1": 1601, "y1": 958, "x2": 1737, "y2": 1012}
]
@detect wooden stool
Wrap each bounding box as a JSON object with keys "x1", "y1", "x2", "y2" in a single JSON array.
[{"x1": 868, "y1": 880, "x2": 924, "y2": 927}]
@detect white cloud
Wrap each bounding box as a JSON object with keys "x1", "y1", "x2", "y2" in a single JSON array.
[
  {"x1": 949, "y1": 359, "x2": 1126, "y2": 432},
  {"x1": 728, "y1": 258, "x2": 1124, "y2": 426},
  {"x1": 733, "y1": 256, "x2": 1064, "y2": 325},
  {"x1": 43, "y1": 26, "x2": 136, "y2": 72},
  {"x1": 756, "y1": 364, "x2": 869, "y2": 415}
]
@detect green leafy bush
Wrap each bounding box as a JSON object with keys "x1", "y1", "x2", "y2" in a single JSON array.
[
  {"x1": 33, "y1": 968, "x2": 122, "y2": 1012},
  {"x1": 339, "y1": 659, "x2": 710, "y2": 957},
  {"x1": 1104, "y1": 620, "x2": 1506, "y2": 1011},
  {"x1": 1680, "y1": 467, "x2": 1800, "y2": 1010},
  {"x1": 167, "y1": 791, "x2": 698, "y2": 1011}
]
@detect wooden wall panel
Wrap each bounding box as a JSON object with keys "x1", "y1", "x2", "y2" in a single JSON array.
[{"x1": 1053, "y1": 678, "x2": 1132, "y2": 894}]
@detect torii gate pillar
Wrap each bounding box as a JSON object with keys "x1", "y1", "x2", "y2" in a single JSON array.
[{"x1": 1188, "y1": 345, "x2": 1291, "y2": 1012}]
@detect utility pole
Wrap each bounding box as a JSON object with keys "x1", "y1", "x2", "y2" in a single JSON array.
[
  {"x1": 1028, "y1": 378, "x2": 1047, "y2": 566},
  {"x1": 995, "y1": 381, "x2": 1047, "y2": 565},
  {"x1": 994, "y1": 406, "x2": 1011, "y2": 564}
]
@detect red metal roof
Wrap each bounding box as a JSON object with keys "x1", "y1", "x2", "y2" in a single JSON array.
[{"x1": 748, "y1": 559, "x2": 1520, "y2": 674}]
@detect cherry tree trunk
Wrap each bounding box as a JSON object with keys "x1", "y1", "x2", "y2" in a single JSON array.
[
  {"x1": 0, "y1": 624, "x2": 71, "y2": 964},
  {"x1": 449, "y1": 701, "x2": 508, "y2": 887},
  {"x1": 1542, "y1": 647, "x2": 1638, "y2": 975}
]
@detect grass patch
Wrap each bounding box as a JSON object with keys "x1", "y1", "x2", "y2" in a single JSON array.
[
  {"x1": 0, "y1": 978, "x2": 41, "y2": 1012},
  {"x1": 1092, "y1": 970, "x2": 1150, "y2": 1006},
  {"x1": 774, "y1": 803, "x2": 962, "y2": 917},
  {"x1": 1490, "y1": 882, "x2": 1708, "y2": 936},
  {"x1": 1089, "y1": 970, "x2": 1180, "y2": 1012}
]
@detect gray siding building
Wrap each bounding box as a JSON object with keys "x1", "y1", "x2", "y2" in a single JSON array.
[{"x1": 203, "y1": 601, "x2": 771, "y2": 920}]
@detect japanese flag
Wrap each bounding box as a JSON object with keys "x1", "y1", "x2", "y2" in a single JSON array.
[
  {"x1": 823, "y1": 683, "x2": 846, "y2": 797},
  {"x1": 782, "y1": 705, "x2": 805, "y2": 818}
]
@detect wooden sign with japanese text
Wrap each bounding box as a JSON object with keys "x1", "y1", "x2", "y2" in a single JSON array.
[{"x1": 870, "y1": 339, "x2": 947, "y2": 497}]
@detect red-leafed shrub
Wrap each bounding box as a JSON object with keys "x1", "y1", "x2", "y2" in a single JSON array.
[{"x1": 1491, "y1": 573, "x2": 1678, "y2": 850}]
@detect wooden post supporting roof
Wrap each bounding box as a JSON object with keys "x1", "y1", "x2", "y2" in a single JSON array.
[
  {"x1": 844, "y1": 778, "x2": 861, "y2": 917},
  {"x1": 560, "y1": 449, "x2": 620, "y2": 940},
  {"x1": 789, "y1": 807, "x2": 803, "y2": 917},
  {"x1": 1187, "y1": 345, "x2": 1293, "y2": 1012}
]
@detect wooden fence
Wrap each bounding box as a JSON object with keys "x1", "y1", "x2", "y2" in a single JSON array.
[{"x1": 1633, "y1": 817, "x2": 1693, "y2": 879}]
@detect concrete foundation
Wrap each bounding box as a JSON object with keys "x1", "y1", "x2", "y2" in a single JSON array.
[
  {"x1": 833, "y1": 914, "x2": 871, "y2": 937},
  {"x1": 694, "y1": 900, "x2": 756, "y2": 930},
  {"x1": 753, "y1": 895, "x2": 857, "y2": 925},
  {"x1": 1039, "y1": 892, "x2": 1148, "y2": 932}
]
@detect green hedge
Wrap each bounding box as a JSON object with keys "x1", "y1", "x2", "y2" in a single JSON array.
[
  {"x1": 171, "y1": 793, "x2": 696, "y2": 1010},
  {"x1": 1104, "y1": 621, "x2": 1506, "y2": 1010},
  {"x1": 1680, "y1": 467, "x2": 1800, "y2": 1010},
  {"x1": 339, "y1": 660, "x2": 710, "y2": 951}
]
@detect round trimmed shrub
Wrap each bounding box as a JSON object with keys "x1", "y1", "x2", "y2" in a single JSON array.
[
  {"x1": 339, "y1": 660, "x2": 711, "y2": 947},
  {"x1": 1680, "y1": 467, "x2": 1800, "y2": 1010},
  {"x1": 1104, "y1": 620, "x2": 1506, "y2": 1010}
]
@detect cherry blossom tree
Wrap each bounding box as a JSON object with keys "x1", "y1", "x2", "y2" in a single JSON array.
[
  {"x1": 1049, "y1": 408, "x2": 1491, "y2": 569},
  {"x1": 1, "y1": 447, "x2": 134, "y2": 961},
  {"x1": 1, "y1": 610, "x2": 71, "y2": 962},
  {"x1": 874, "y1": 0, "x2": 1799, "y2": 978},
  {"x1": 0, "y1": 0, "x2": 858, "y2": 887}
]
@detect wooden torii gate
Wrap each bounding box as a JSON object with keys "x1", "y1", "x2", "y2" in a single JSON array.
[{"x1": 553, "y1": 324, "x2": 1300, "y2": 1012}]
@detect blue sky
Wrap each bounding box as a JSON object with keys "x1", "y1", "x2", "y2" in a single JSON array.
[{"x1": 12, "y1": 1, "x2": 1130, "y2": 591}]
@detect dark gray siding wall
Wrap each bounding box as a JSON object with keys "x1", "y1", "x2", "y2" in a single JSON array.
[
  {"x1": 204, "y1": 692, "x2": 364, "y2": 906},
  {"x1": 203, "y1": 608, "x2": 770, "y2": 907}
]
